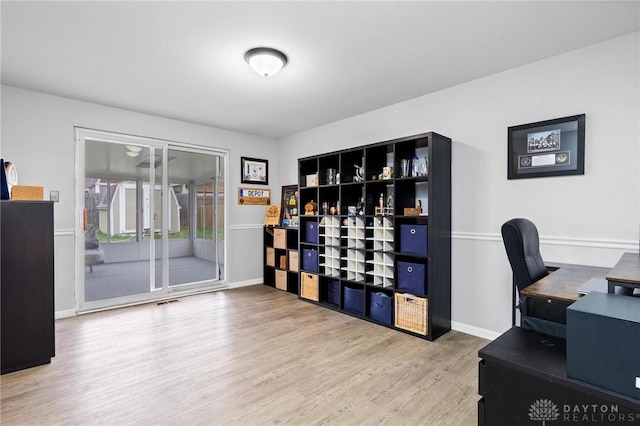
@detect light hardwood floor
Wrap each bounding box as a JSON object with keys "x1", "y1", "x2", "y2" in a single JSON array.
[{"x1": 1, "y1": 285, "x2": 488, "y2": 425}]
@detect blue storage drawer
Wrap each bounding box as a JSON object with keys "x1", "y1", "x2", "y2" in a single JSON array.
[
  {"x1": 397, "y1": 261, "x2": 427, "y2": 295},
  {"x1": 400, "y1": 224, "x2": 428, "y2": 255},
  {"x1": 327, "y1": 279, "x2": 340, "y2": 305},
  {"x1": 305, "y1": 222, "x2": 319, "y2": 244},
  {"x1": 344, "y1": 286, "x2": 364, "y2": 315},
  {"x1": 370, "y1": 292, "x2": 393, "y2": 325},
  {"x1": 302, "y1": 248, "x2": 318, "y2": 273}
]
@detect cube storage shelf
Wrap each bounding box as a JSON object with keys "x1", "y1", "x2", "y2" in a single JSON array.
[
  {"x1": 296, "y1": 132, "x2": 451, "y2": 341},
  {"x1": 263, "y1": 226, "x2": 299, "y2": 294}
]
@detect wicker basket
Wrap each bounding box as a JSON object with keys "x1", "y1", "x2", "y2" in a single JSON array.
[
  {"x1": 394, "y1": 293, "x2": 428, "y2": 335},
  {"x1": 301, "y1": 273, "x2": 319, "y2": 301}
]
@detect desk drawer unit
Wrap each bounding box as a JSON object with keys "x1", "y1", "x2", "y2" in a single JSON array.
[{"x1": 479, "y1": 327, "x2": 640, "y2": 425}]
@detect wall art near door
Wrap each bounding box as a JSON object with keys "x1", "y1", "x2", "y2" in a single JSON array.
[
  {"x1": 507, "y1": 114, "x2": 585, "y2": 179},
  {"x1": 241, "y1": 157, "x2": 269, "y2": 185},
  {"x1": 280, "y1": 184, "x2": 299, "y2": 228}
]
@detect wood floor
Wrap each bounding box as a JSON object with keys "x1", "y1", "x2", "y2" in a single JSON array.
[{"x1": 1, "y1": 285, "x2": 488, "y2": 425}]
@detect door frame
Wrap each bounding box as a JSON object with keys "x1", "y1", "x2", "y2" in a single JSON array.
[{"x1": 74, "y1": 127, "x2": 229, "y2": 313}]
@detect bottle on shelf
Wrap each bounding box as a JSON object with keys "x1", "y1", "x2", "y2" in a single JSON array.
[{"x1": 411, "y1": 155, "x2": 419, "y2": 177}]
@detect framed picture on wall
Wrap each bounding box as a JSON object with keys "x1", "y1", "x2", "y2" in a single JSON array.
[
  {"x1": 241, "y1": 157, "x2": 268, "y2": 185},
  {"x1": 280, "y1": 184, "x2": 299, "y2": 227},
  {"x1": 507, "y1": 114, "x2": 585, "y2": 179}
]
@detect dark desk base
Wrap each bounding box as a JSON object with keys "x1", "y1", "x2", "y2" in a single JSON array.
[{"x1": 478, "y1": 327, "x2": 640, "y2": 425}]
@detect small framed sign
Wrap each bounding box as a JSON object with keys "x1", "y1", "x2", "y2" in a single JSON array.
[
  {"x1": 241, "y1": 157, "x2": 268, "y2": 185},
  {"x1": 508, "y1": 114, "x2": 585, "y2": 179},
  {"x1": 238, "y1": 187, "x2": 271, "y2": 205}
]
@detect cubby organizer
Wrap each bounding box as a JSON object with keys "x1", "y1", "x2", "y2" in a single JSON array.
[
  {"x1": 297, "y1": 132, "x2": 451, "y2": 341},
  {"x1": 263, "y1": 226, "x2": 299, "y2": 295}
]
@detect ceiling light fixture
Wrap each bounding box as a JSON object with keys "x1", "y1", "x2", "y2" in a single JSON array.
[
  {"x1": 244, "y1": 47, "x2": 288, "y2": 77},
  {"x1": 125, "y1": 145, "x2": 142, "y2": 157}
]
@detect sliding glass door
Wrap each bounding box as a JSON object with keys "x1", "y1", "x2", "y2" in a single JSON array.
[
  {"x1": 77, "y1": 129, "x2": 226, "y2": 312},
  {"x1": 165, "y1": 148, "x2": 224, "y2": 288}
]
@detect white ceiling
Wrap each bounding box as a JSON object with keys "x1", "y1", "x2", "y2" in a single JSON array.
[{"x1": 2, "y1": 1, "x2": 639, "y2": 139}]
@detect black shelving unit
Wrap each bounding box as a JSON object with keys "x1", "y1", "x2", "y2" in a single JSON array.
[
  {"x1": 296, "y1": 132, "x2": 451, "y2": 341},
  {"x1": 263, "y1": 226, "x2": 299, "y2": 295}
]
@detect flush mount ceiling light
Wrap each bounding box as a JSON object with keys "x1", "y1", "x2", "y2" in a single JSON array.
[
  {"x1": 125, "y1": 145, "x2": 142, "y2": 157},
  {"x1": 244, "y1": 47, "x2": 288, "y2": 77}
]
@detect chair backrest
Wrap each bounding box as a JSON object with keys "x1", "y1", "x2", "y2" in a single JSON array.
[{"x1": 501, "y1": 218, "x2": 549, "y2": 293}]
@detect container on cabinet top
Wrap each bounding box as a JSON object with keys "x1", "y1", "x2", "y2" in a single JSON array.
[
  {"x1": 400, "y1": 224, "x2": 428, "y2": 255},
  {"x1": 11, "y1": 185, "x2": 44, "y2": 201},
  {"x1": 274, "y1": 228, "x2": 287, "y2": 249},
  {"x1": 370, "y1": 292, "x2": 393, "y2": 325},
  {"x1": 305, "y1": 221, "x2": 319, "y2": 244},
  {"x1": 397, "y1": 261, "x2": 427, "y2": 296},
  {"x1": 302, "y1": 248, "x2": 318, "y2": 273}
]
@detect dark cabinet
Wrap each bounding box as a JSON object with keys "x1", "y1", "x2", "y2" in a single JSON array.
[
  {"x1": 263, "y1": 226, "x2": 299, "y2": 295},
  {"x1": 297, "y1": 132, "x2": 451, "y2": 341},
  {"x1": 478, "y1": 327, "x2": 640, "y2": 425},
  {"x1": 1, "y1": 201, "x2": 55, "y2": 374}
]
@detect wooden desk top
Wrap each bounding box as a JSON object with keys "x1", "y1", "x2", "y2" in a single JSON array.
[
  {"x1": 520, "y1": 262, "x2": 610, "y2": 303},
  {"x1": 606, "y1": 252, "x2": 640, "y2": 284}
]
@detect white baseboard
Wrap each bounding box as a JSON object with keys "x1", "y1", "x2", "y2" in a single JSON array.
[
  {"x1": 451, "y1": 320, "x2": 502, "y2": 341},
  {"x1": 230, "y1": 278, "x2": 263, "y2": 288},
  {"x1": 55, "y1": 309, "x2": 77, "y2": 320}
]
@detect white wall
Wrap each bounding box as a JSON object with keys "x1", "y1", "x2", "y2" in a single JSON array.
[
  {"x1": 1, "y1": 86, "x2": 280, "y2": 315},
  {"x1": 278, "y1": 32, "x2": 640, "y2": 339}
]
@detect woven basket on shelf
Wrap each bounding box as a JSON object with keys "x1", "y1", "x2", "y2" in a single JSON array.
[{"x1": 394, "y1": 293, "x2": 428, "y2": 335}]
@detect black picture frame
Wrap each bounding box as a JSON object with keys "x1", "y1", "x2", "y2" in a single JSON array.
[
  {"x1": 241, "y1": 157, "x2": 268, "y2": 185},
  {"x1": 507, "y1": 114, "x2": 585, "y2": 179},
  {"x1": 280, "y1": 184, "x2": 299, "y2": 228}
]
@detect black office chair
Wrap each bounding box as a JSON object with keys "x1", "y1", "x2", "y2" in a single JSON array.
[{"x1": 501, "y1": 218, "x2": 568, "y2": 338}]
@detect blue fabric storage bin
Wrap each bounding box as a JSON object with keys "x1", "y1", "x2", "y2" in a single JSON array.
[
  {"x1": 305, "y1": 222, "x2": 319, "y2": 244},
  {"x1": 327, "y1": 279, "x2": 340, "y2": 305},
  {"x1": 397, "y1": 261, "x2": 427, "y2": 295},
  {"x1": 344, "y1": 286, "x2": 364, "y2": 315},
  {"x1": 400, "y1": 224, "x2": 428, "y2": 255},
  {"x1": 370, "y1": 292, "x2": 393, "y2": 325},
  {"x1": 302, "y1": 248, "x2": 318, "y2": 273}
]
